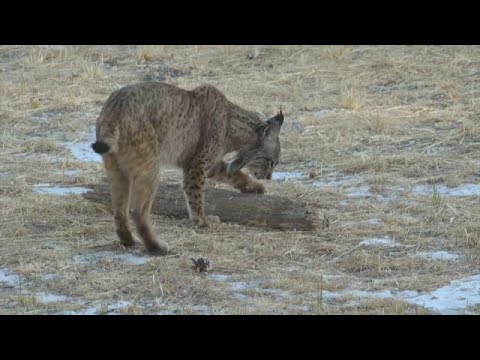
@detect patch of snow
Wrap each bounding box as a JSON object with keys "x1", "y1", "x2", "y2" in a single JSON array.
[
  {"x1": 62, "y1": 301, "x2": 131, "y2": 315},
  {"x1": 42, "y1": 273, "x2": 56, "y2": 281},
  {"x1": 413, "y1": 184, "x2": 480, "y2": 196},
  {"x1": 404, "y1": 274, "x2": 480, "y2": 315},
  {"x1": 31, "y1": 113, "x2": 50, "y2": 122},
  {"x1": 314, "y1": 110, "x2": 329, "y2": 118},
  {"x1": 73, "y1": 251, "x2": 151, "y2": 266},
  {"x1": 313, "y1": 175, "x2": 364, "y2": 188},
  {"x1": 37, "y1": 293, "x2": 68, "y2": 303},
  {"x1": 319, "y1": 274, "x2": 480, "y2": 315},
  {"x1": 34, "y1": 184, "x2": 91, "y2": 196},
  {"x1": 64, "y1": 142, "x2": 102, "y2": 163},
  {"x1": 114, "y1": 253, "x2": 151, "y2": 265},
  {"x1": 0, "y1": 268, "x2": 19, "y2": 287},
  {"x1": 360, "y1": 237, "x2": 398, "y2": 247},
  {"x1": 64, "y1": 127, "x2": 102, "y2": 163},
  {"x1": 416, "y1": 251, "x2": 459, "y2": 262},
  {"x1": 210, "y1": 274, "x2": 231, "y2": 282},
  {"x1": 347, "y1": 186, "x2": 372, "y2": 197},
  {"x1": 60, "y1": 170, "x2": 82, "y2": 177},
  {"x1": 272, "y1": 171, "x2": 305, "y2": 182}
]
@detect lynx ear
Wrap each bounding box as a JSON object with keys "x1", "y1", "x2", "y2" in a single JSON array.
[
  {"x1": 259, "y1": 110, "x2": 284, "y2": 138},
  {"x1": 274, "y1": 108, "x2": 284, "y2": 126},
  {"x1": 267, "y1": 109, "x2": 284, "y2": 127}
]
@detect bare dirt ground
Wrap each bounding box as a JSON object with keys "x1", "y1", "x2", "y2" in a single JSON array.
[{"x1": 1, "y1": 45, "x2": 480, "y2": 315}]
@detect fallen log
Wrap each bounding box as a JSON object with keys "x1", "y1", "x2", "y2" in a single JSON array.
[{"x1": 84, "y1": 183, "x2": 329, "y2": 231}]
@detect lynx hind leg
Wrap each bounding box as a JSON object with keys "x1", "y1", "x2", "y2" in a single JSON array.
[
  {"x1": 102, "y1": 154, "x2": 135, "y2": 247},
  {"x1": 130, "y1": 171, "x2": 169, "y2": 255}
]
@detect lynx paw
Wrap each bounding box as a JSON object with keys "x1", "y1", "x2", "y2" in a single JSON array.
[
  {"x1": 115, "y1": 237, "x2": 140, "y2": 251},
  {"x1": 197, "y1": 215, "x2": 221, "y2": 228},
  {"x1": 240, "y1": 181, "x2": 265, "y2": 194},
  {"x1": 114, "y1": 241, "x2": 130, "y2": 251},
  {"x1": 145, "y1": 240, "x2": 169, "y2": 256},
  {"x1": 116, "y1": 230, "x2": 138, "y2": 248},
  {"x1": 207, "y1": 215, "x2": 221, "y2": 224}
]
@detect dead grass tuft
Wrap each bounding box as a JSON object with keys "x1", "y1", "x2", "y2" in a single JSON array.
[
  {"x1": 323, "y1": 46, "x2": 351, "y2": 61},
  {"x1": 461, "y1": 120, "x2": 480, "y2": 137},
  {"x1": 340, "y1": 87, "x2": 363, "y2": 110},
  {"x1": 137, "y1": 45, "x2": 166, "y2": 63}
]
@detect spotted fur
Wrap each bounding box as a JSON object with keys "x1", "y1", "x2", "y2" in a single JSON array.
[{"x1": 92, "y1": 82, "x2": 284, "y2": 254}]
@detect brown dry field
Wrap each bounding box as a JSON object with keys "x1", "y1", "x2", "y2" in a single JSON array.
[{"x1": 1, "y1": 45, "x2": 480, "y2": 315}]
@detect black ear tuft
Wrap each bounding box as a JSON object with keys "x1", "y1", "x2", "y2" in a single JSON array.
[
  {"x1": 276, "y1": 108, "x2": 284, "y2": 125},
  {"x1": 267, "y1": 109, "x2": 284, "y2": 127}
]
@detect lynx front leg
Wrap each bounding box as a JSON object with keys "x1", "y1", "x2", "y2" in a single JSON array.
[
  {"x1": 183, "y1": 112, "x2": 227, "y2": 227},
  {"x1": 208, "y1": 161, "x2": 265, "y2": 194},
  {"x1": 183, "y1": 164, "x2": 211, "y2": 227}
]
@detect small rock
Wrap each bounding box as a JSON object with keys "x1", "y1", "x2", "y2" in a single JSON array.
[
  {"x1": 247, "y1": 48, "x2": 259, "y2": 60},
  {"x1": 314, "y1": 110, "x2": 328, "y2": 118}
]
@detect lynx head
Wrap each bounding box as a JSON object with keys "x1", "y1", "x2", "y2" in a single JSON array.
[{"x1": 227, "y1": 110, "x2": 284, "y2": 180}]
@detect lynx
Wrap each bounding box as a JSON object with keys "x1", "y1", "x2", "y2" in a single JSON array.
[{"x1": 92, "y1": 82, "x2": 284, "y2": 255}]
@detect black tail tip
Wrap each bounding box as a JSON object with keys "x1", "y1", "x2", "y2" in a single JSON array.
[{"x1": 91, "y1": 141, "x2": 110, "y2": 154}]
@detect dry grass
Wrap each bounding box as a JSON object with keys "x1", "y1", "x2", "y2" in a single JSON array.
[
  {"x1": 1, "y1": 45, "x2": 480, "y2": 315},
  {"x1": 341, "y1": 87, "x2": 363, "y2": 110}
]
